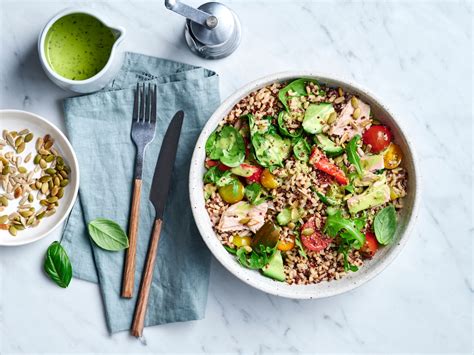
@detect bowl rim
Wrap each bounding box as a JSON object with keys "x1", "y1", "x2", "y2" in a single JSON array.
[
  {"x1": 0, "y1": 109, "x2": 80, "y2": 246},
  {"x1": 189, "y1": 71, "x2": 420, "y2": 299}
]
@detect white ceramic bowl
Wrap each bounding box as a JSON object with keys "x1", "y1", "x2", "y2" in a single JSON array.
[
  {"x1": 189, "y1": 72, "x2": 420, "y2": 299},
  {"x1": 0, "y1": 110, "x2": 80, "y2": 246}
]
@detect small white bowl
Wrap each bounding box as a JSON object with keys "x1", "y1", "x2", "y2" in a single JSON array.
[
  {"x1": 189, "y1": 72, "x2": 420, "y2": 299},
  {"x1": 0, "y1": 110, "x2": 80, "y2": 246}
]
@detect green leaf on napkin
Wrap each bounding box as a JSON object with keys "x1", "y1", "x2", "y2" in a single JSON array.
[
  {"x1": 88, "y1": 218, "x2": 129, "y2": 251},
  {"x1": 44, "y1": 241, "x2": 73, "y2": 288}
]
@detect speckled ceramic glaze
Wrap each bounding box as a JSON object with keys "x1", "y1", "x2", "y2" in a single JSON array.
[{"x1": 189, "y1": 72, "x2": 420, "y2": 299}]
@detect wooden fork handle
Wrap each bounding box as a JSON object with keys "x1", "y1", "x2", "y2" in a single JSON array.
[
  {"x1": 131, "y1": 219, "x2": 163, "y2": 337},
  {"x1": 122, "y1": 179, "x2": 142, "y2": 298}
]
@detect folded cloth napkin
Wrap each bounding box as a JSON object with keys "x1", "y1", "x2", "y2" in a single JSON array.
[{"x1": 61, "y1": 52, "x2": 219, "y2": 333}]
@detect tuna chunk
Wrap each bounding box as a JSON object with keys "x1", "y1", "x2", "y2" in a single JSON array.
[
  {"x1": 330, "y1": 98, "x2": 371, "y2": 139},
  {"x1": 217, "y1": 201, "x2": 268, "y2": 233}
]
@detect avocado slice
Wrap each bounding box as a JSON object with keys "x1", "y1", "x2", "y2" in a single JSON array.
[
  {"x1": 361, "y1": 154, "x2": 384, "y2": 172},
  {"x1": 347, "y1": 177, "x2": 391, "y2": 214},
  {"x1": 302, "y1": 103, "x2": 335, "y2": 134},
  {"x1": 315, "y1": 134, "x2": 344, "y2": 157},
  {"x1": 261, "y1": 250, "x2": 286, "y2": 282}
]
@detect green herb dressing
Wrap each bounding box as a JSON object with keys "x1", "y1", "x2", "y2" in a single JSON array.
[{"x1": 45, "y1": 13, "x2": 116, "y2": 81}]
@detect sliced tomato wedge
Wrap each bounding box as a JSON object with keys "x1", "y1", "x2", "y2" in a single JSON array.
[
  {"x1": 246, "y1": 166, "x2": 263, "y2": 183},
  {"x1": 309, "y1": 147, "x2": 348, "y2": 185},
  {"x1": 360, "y1": 231, "x2": 378, "y2": 258},
  {"x1": 300, "y1": 217, "x2": 332, "y2": 252}
]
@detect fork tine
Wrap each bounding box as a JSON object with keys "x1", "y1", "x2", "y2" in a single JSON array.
[
  {"x1": 151, "y1": 84, "x2": 157, "y2": 125},
  {"x1": 133, "y1": 83, "x2": 139, "y2": 121},
  {"x1": 139, "y1": 83, "x2": 145, "y2": 122},
  {"x1": 145, "y1": 83, "x2": 152, "y2": 123}
]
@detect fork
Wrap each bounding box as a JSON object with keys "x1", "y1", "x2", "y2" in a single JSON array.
[{"x1": 122, "y1": 83, "x2": 157, "y2": 298}]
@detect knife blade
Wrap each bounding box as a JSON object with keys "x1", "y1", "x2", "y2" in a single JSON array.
[{"x1": 149, "y1": 110, "x2": 184, "y2": 219}]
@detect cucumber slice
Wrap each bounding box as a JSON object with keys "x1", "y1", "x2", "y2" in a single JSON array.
[
  {"x1": 302, "y1": 103, "x2": 335, "y2": 134},
  {"x1": 315, "y1": 134, "x2": 344, "y2": 157}
]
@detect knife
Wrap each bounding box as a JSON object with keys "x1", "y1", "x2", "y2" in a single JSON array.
[{"x1": 131, "y1": 110, "x2": 184, "y2": 337}]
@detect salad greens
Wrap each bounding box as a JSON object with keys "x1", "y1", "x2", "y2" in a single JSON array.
[
  {"x1": 374, "y1": 205, "x2": 397, "y2": 245},
  {"x1": 205, "y1": 125, "x2": 245, "y2": 168},
  {"x1": 244, "y1": 183, "x2": 266, "y2": 205},
  {"x1": 278, "y1": 111, "x2": 303, "y2": 138},
  {"x1": 324, "y1": 209, "x2": 366, "y2": 249},
  {"x1": 278, "y1": 78, "x2": 319, "y2": 111},
  {"x1": 293, "y1": 138, "x2": 311, "y2": 162},
  {"x1": 346, "y1": 134, "x2": 363, "y2": 176},
  {"x1": 236, "y1": 244, "x2": 277, "y2": 270}
]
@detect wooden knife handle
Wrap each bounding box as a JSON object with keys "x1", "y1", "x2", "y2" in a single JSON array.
[
  {"x1": 122, "y1": 179, "x2": 142, "y2": 298},
  {"x1": 131, "y1": 219, "x2": 163, "y2": 337}
]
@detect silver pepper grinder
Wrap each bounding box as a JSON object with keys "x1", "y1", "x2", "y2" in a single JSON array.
[{"x1": 165, "y1": 0, "x2": 241, "y2": 59}]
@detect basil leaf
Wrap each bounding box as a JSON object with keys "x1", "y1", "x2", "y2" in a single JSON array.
[
  {"x1": 88, "y1": 218, "x2": 129, "y2": 251},
  {"x1": 374, "y1": 205, "x2": 397, "y2": 245},
  {"x1": 346, "y1": 135, "x2": 363, "y2": 176},
  {"x1": 44, "y1": 241, "x2": 72, "y2": 288}
]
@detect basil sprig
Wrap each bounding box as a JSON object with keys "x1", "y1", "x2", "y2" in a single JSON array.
[
  {"x1": 44, "y1": 241, "x2": 72, "y2": 288},
  {"x1": 88, "y1": 218, "x2": 129, "y2": 251},
  {"x1": 374, "y1": 205, "x2": 397, "y2": 245}
]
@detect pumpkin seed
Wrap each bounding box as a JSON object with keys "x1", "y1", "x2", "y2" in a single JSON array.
[
  {"x1": 60, "y1": 179, "x2": 69, "y2": 187},
  {"x1": 45, "y1": 154, "x2": 55, "y2": 163},
  {"x1": 39, "y1": 159, "x2": 47, "y2": 169},
  {"x1": 36, "y1": 137, "x2": 44, "y2": 150},
  {"x1": 18, "y1": 167, "x2": 27, "y2": 174},
  {"x1": 352, "y1": 107, "x2": 361, "y2": 119},
  {"x1": 53, "y1": 176, "x2": 60, "y2": 186},
  {"x1": 0, "y1": 196, "x2": 8, "y2": 206},
  {"x1": 60, "y1": 170, "x2": 68, "y2": 178},
  {"x1": 302, "y1": 228, "x2": 314, "y2": 236},
  {"x1": 41, "y1": 183, "x2": 49, "y2": 194},
  {"x1": 2, "y1": 165, "x2": 10, "y2": 175},
  {"x1": 39, "y1": 148, "x2": 49, "y2": 155},
  {"x1": 8, "y1": 225, "x2": 17, "y2": 236},
  {"x1": 47, "y1": 196, "x2": 58, "y2": 203},
  {"x1": 19, "y1": 210, "x2": 34, "y2": 218},
  {"x1": 351, "y1": 97, "x2": 359, "y2": 109},
  {"x1": 239, "y1": 217, "x2": 251, "y2": 225},
  {"x1": 51, "y1": 186, "x2": 59, "y2": 197},
  {"x1": 327, "y1": 111, "x2": 338, "y2": 124},
  {"x1": 36, "y1": 211, "x2": 46, "y2": 220},
  {"x1": 57, "y1": 188, "x2": 64, "y2": 199},
  {"x1": 338, "y1": 87, "x2": 344, "y2": 97},
  {"x1": 39, "y1": 176, "x2": 51, "y2": 183},
  {"x1": 45, "y1": 168, "x2": 56, "y2": 175},
  {"x1": 15, "y1": 136, "x2": 23, "y2": 148},
  {"x1": 24, "y1": 132, "x2": 34, "y2": 142},
  {"x1": 334, "y1": 96, "x2": 345, "y2": 104}
]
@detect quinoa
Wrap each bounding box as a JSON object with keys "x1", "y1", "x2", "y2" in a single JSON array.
[{"x1": 204, "y1": 80, "x2": 408, "y2": 285}]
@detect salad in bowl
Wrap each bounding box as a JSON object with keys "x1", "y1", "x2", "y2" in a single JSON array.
[{"x1": 190, "y1": 74, "x2": 418, "y2": 297}]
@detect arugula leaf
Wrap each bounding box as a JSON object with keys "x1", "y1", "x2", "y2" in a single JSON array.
[
  {"x1": 236, "y1": 245, "x2": 276, "y2": 270},
  {"x1": 215, "y1": 171, "x2": 236, "y2": 187},
  {"x1": 294, "y1": 231, "x2": 307, "y2": 259},
  {"x1": 224, "y1": 245, "x2": 237, "y2": 255},
  {"x1": 374, "y1": 205, "x2": 397, "y2": 245},
  {"x1": 203, "y1": 166, "x2": 222, "y2": 184},
  {"x1": 346, "y1": 135, "x2": 363, "y2": 176},
  {"x1": 338, "y1": 243, "x2": 359, "y2": 272},
  {"x1": 245, "y1": 183, "x2": 265, "y2": 205},
  {"x1": 324, "y1": 209, "x2": 366, "y2": 249},
  {"x1": 315, "y1": 191, "x2": 338, "y2": 206}
]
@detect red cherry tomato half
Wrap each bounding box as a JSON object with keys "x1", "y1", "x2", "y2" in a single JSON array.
[
  {"x1": 300, "y1": 217, "x2": 332, "y2": 252},
  {"x1": 360, "y1": 232, "x2": 378, "y2": 258},
  {"x1": 362, "y1": 125, "x2": 392, "y2": 153}
]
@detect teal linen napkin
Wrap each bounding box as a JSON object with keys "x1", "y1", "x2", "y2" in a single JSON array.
[{"x1": 61, "y1": 52, "x2": 219, "y2": 333}]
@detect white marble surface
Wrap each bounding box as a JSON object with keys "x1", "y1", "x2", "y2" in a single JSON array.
[{"x1": 0, "y1": 0, "x2": 472, "y2": 353}]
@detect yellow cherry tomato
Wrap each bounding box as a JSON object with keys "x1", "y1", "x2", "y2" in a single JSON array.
[
  {"x1": 218, "y1": 181, "x2": 245, "y2": 203},
  {"x1": 390, "y1": 187, "x2": 399, "y2": 200},
  {"x1": 232, "y1": 235, "x2": 252, "y2": 247},
  {"x1": 383, "y1": 143, "x2": 403, "y2": 169},
  {"x1": 277, "y1": 238, "x2": 295, "y2": 251},
  {"x1": 261, "y1": 169, "x2": 279, "y2": 189}
]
